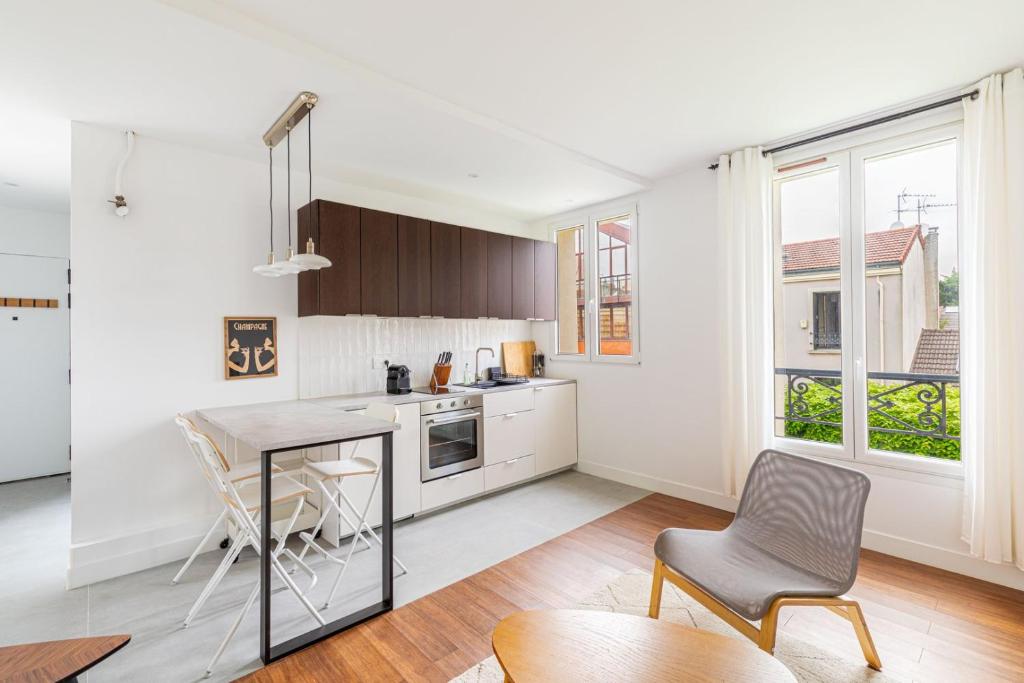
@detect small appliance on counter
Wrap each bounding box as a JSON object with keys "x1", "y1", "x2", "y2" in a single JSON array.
[
  {"x1": 386, "y1": 364, "x2": 412, "y2": 394},
  {"x1": 532, "y1": 352, "x2": 545, "y2": 377}
]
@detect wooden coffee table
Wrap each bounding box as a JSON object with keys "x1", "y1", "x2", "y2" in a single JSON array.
[
  {"x1": 0, "y1": 634, "x2": 131, "y2": 682},
  {"x1": 492, "y1": 610, "x2": 795, "y2": 682}
]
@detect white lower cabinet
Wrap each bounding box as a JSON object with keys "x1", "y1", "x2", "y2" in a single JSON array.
[
  {"x1": 533, "y1": 383, "x2": 578, "y2": 475},
  {"x1": 420, "y1": 467, "x2": 484, "y2": 511},
  {"x1": 484, "y1": 455, "x2": 535, "y2": 491},
  {"x1": 483, "y1": 411, "x2": 535, "y2": 466}
]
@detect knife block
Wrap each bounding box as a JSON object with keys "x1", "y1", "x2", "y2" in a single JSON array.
[{"x1": 429, "y1": 363, "x2": 452, "y2": 389}]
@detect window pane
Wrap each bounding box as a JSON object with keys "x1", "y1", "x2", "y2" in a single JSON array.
[
  {"x1": 862, "y1": 140, "x2": 960, "y2": 460},
  {"x1": 596, "y1": 214, "x2": 632, "y2": 356},
  {"x1": 556, "y1": 225, "x2": 585, "y2": 355},
  {"x1": 774, "y1": 168, "x2": 843, "y2": 445}
]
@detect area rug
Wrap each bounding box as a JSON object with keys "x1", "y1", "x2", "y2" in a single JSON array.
[{"x1": 451, "y1": 569, "x2": 902, "y2": 683}]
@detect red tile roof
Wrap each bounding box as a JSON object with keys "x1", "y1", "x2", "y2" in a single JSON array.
[
  {"x1": 909, "y1": 328, "x2": 959, "y2": 375},
  {"x1": 783, "y1": 226, "x2": 923, "y2": 274}
]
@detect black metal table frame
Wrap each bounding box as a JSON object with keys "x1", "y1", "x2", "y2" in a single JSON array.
[{"x1": 260, "y1": 430, "x2": 393, "y2": 664}]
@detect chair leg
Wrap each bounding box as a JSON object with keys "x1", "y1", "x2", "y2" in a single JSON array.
[
  {"x1": 846, "y1": 601, "x2": 882, "y2": 671},
  {"x1": 757, "y1": 602, "x2": 782, "y2": 655},
  {"x1": 172, "y1": 509, "x2": 226, "y2": 585},
  {"x1": 648, "y1": 559, "x2": 664, "y2": 619}
]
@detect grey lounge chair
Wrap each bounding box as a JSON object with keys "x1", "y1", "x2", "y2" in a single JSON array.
[{"x1": 648, "y1": 449, "x2": 881, "y2": 670}]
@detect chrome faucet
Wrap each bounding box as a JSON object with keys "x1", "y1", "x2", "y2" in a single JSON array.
[{"x1": 475, "y1": 347, "x2": 495, "y2": 381}]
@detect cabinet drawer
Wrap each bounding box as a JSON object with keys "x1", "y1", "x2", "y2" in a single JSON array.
[
  {"x1": 484, "y1": 411, "x2": 535, "y2": 466},
  {"x1": 485, "y1": 455, "x2": 535, "y2": 492},
  {"x1": 420, "y1": 467, "x2": 484, "y2": 511},
  {"x1": 483, "y1": 388, "x2": 534, "y2": 417}
]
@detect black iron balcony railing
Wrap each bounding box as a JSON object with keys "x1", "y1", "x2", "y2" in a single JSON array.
[{"x1": 775, "y1": 367, "x2": 960, "y2": 442}]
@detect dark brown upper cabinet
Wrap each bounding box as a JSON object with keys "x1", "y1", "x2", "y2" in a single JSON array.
[
  {"x1": 460, "y1": 227, "x2": 488, "y2": 318},
  {"x1": 486, "y1": 233, "x2": 512, "y2": 319},
  {"x1": 511, "y1": 236, "x2": 535, "y2": 320},
  {"x1": 360, "y1": 208, "x2": 398, "y2": 316},
  {"x1": 397, "y1": 215, "x2": 431, "y2": 317},
  {"x1": 430, "y1": 222, "x2": 461, "y2": 318},
  {"x1": 534, "y1": 240, "x2": 556, "y2": 321},
  {"x1": 298, "y1": 199, "x2": 360, "y2": 316}
]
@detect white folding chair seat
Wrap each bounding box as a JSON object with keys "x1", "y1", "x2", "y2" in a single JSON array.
[
  {"x1": 303, "y1": 456, "x2": 379, "y2": 479},
  {"x1": 235, "y1": 475, "x2": 311, "y2": 511}
]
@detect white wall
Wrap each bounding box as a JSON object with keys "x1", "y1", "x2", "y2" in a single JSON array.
[
  {"x1": 68, "y1": 123, "x2": 531, "y2": 587},
  {"x1": 532, "y1": 165, "x2": 1024, "y2": 591},
  {"x1": 0, "y1": 204, "x2": 69, "y2": 258}
]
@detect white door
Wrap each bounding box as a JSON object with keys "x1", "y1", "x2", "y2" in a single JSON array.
[{"x1": 0, "y1": 254, "x2": 70, "y2": 482}]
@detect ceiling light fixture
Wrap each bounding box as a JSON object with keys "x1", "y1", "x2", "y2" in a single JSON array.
[
  {"x1": 109, "y1": 131, "x2": 134, "y2": 217},
  {"x1": 254, "y1": 91, "x2": 329, "y2": 276},
  {"x1": 253, "y1": 146, "x2": 282, "y2": 277},
  {"x1": 289, "y1": 100, "x2": 331, "y2": 270}
]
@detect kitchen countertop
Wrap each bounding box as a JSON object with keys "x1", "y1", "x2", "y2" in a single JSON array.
[
  {"x1": 195, "y1": 377, "x2": 575, "y2": 451},
  {"x1": 309, "y1": 376, "x2": 576, "y2": 411}
]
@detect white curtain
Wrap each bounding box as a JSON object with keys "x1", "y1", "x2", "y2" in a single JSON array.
[
  {"x1": 719, "y1": 147, "x2": 775, "y2": 497},
  {"x1": 961, "y1": 68, "x2": 1024, "y2": 570}
]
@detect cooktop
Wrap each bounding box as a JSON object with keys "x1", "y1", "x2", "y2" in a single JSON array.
[{"x1": 410, "y1": 386, "x2": 466, "y2": 395}]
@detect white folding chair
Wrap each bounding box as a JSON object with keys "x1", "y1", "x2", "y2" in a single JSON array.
[
  {"x1": 174, "y1": 417, "x2": 326, "y2": 677},
  {"x1": 171, "y1": 415, "x2": 281, "y2": 585},
  {"x1": 295, "y1": 402, "x2": 409, "y2": 609}
]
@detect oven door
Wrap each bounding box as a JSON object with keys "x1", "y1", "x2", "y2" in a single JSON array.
[{"x1": 420, "y1": 408, "x2": 483, "y2": 482}]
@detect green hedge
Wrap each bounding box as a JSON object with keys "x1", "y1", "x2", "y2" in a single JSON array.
[{"x1": 783, "y1": 380, "x2": 961, "y2": 460}]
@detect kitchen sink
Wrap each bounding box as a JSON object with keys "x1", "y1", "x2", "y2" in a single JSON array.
[{"x1": 454, "y1": 380, "x2": 498, "y2": 388}]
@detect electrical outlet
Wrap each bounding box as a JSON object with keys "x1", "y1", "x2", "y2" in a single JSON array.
[{"x1": 371, "y1": 355, "x2": 390, "y2": 369}]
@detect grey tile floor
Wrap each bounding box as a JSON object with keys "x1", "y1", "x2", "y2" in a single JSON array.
[{"x1": 0, "y1": 471, "x2": 646, "y2": 682}]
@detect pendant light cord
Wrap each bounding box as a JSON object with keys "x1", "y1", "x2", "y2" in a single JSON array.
[
  {"x1": 268, "y1": 146, "x2": 274, "y2": 253},
  {"x1": 286, "y1": 128, "x2": 292, "y2": 248},
  {"x1": 307, "y1": 104, "x2": 313, "y2": 205}
]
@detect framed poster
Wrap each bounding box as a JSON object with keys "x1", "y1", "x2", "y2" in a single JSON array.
[{"x1": 224, "y1": 317, "x2": 278, "y2": 380}]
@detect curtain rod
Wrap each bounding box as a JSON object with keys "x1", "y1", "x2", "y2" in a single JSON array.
[{"x1": 707, "y1": 89, "x2": 979, "y2": 170}]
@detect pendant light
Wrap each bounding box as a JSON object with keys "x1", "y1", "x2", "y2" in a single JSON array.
[
  {"x1": 290, "y1": 103, "x2": 332, "y2": 270},
  {"x1": 271, "y1": 127, "x2": 308, "y2": 274},
  {"x1": 253, "y1": 147, "x2": 282, "y2": 277}
]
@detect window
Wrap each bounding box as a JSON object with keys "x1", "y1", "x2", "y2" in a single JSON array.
[
  {"x1": 772, "y1": 119, "x2": 961, "y2": 475},
  {"x1": 552, "y1": 204, "x2": 639, "y2": 363},
  {"x1": 812, "y1": 291, "x2": 841, "y2": 350}
]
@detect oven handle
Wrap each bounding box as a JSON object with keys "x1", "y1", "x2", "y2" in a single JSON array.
[{"x1": 424, "y1": 411, "x2": 481, "y2": 425}]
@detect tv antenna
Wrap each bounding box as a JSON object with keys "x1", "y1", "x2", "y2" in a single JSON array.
[{"x1": 890, "y1": 188, "x2": 956, "y2": 228}]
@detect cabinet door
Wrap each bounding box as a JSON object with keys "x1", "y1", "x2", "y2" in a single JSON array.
[
  {"x1": 430, "y1": 222, "x2": 461, "y2": 318},
  {"x1": 534, "y1": 240, "x2": 556, "y2": 321},
  {"x1": 460, "y1": 227, "x2": 488, "y2": 318},
  {"x1": 511, "y1": 236, "x2": 535, "y2": 320},
  {"x1": 397, "y1": 215, "x2": 431, "y2": 317},
  {"x1": 318, "y1": 201, "x2": 361, "y2": 315},
  {"x1": 360, "y1": 208, "x2": 398, "y2": 316},
  {"x1": 533, "y1": 384, "x2": 578, "y2": 475},
  {"x1": 487, "y1": 233, "x2": 512, "y2": 319}
]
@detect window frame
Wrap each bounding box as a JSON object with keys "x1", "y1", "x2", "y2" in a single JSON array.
[
  {"x1": 770, "y1": 109, "x2": 964, "y2": 479},
  {"x1": 549, "y1": 203, "x2": 640, "y2": 365}
]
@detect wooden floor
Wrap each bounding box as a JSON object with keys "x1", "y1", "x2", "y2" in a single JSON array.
[{"x1": 240, "y1": 494, "x2": 1024, "y2": 683}]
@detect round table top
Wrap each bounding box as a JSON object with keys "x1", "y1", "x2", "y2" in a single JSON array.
[{"x1": 492, "y1": 609, "x2": 795, "y2": 683}]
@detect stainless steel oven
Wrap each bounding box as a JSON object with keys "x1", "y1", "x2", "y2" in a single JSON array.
[{"x1": 420, "y1": 394, "x2": 484, "y2": 482}]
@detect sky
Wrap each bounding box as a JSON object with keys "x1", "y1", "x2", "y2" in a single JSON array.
[{"x1": 779, "y1": 139, "x2": 958, "y2": 276}]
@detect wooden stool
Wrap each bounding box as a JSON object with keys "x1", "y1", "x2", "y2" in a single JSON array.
[{"x1": 492, "y1": 610, "x2": 794, "y2": 682}]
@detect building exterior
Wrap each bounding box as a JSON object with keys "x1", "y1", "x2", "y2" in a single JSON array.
[{"x1": 777, "y1": 225, "x2": 939, "y2": 373}]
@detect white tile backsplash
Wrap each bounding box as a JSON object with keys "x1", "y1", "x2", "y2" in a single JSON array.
[{"x1": 298, "y1": 316, "x2": 535, "y2": 398}]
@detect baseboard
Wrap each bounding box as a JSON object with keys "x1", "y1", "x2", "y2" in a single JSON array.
[
  {"x1": 67, "y1": 513, "x2": 223, "y2": 589},
  {"x1": 578, "y1": 459, "x2": 1024, "y2": 592},
  {"x1": 576, "y1": 460, "x2": 738, "y2": 513}
]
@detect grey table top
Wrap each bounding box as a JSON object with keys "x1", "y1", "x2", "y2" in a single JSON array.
[{"x1": 196, "y1": 400, "x2": 399, "y2": 452}]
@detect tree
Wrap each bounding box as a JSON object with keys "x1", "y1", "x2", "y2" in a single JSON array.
[{"x1": 940, "y1": 269, "x2": 959, "y2": 307}]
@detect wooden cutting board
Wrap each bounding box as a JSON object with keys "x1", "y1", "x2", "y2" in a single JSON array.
[{"x1": 501, "y1": 341, "x2": 536, "y2": 377}]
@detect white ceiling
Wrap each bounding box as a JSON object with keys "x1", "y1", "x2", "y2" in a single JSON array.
[{"x1": 1, "y1": 0, "x2": 1022, "y2": 216}]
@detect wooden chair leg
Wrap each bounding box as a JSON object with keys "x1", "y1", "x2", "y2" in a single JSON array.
[
  {"x1": 757, "y1": 602, "x2": 781, "y2": 655},
  {"x1": 846, "y1": 601, "x2": 882, "y2": 671},
  {"x1": 648, "y1": 559, "x2": 665, "y2": 619}
]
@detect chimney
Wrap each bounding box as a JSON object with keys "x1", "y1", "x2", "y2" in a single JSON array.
[{"x1": 923, "y1": 225, "x2": 939, "y2": 329}]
